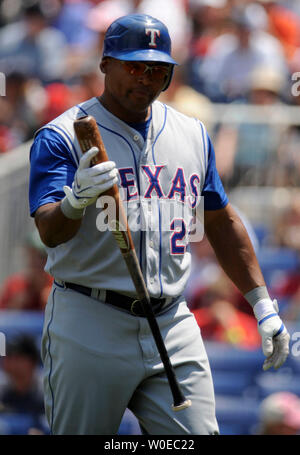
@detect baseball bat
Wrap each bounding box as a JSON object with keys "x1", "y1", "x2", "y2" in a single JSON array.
[{"x1": 74, "y1": 114, "x2": 191, "y2": 412}]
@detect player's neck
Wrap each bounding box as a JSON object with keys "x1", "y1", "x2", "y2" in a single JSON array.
[{"x1": 97, "y1": 93, "x2": 151, "y2": 124}]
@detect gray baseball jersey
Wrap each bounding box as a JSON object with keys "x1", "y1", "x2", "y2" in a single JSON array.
[
  {"x1": 29, "y1": 97, "x2": 227, "y2": 435},
  {"x1": 30, "y1": 97, "x2": 227, "y2": 298}
]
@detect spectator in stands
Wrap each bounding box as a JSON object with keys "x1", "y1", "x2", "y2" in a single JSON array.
[
  {"x1": 41, "y1": 82, "x2": 74, "y2": 126},
  {"x1": 187, "y1": 0, "x2": 232, "y2": 100},
  {"x1": 0, "y1": 3, "x2": 67, "y2": 82},
  {"x1": 287, "y1": 0, "x2": 300, "y2": 17},
  {"x1": 275, "y1": 85, "x2": 300, "y2": 187},
  {"x1": 257, "y1": 0, "x2": 300, "y2": 67},
  {"x1": 0, "y1": 72, "x2": 39, "y2": 152},
  {"x1": 281, "y1": 284, "x2": 300, "y2": 323},
  {"x1": 0, "y1": 230, "x2": 53, "y2": 311},
  {"x1": 158, "y1": 66, "x2": 214, "y2": 133},
  {"x1": 0, "y1": 125, "x2": 16, "y2": 154},
  {"x1": 219, "y1": 11, "x2": 286, "y2": 100},
  {"x1": 188, "y1": 0, "x2": 229, "y2": 60},
  {"x1": 52, "y1": 0, "x2": 97, "y2": 52},
  {"x1": 191, "y1": 7, "x2": 287, "y2": 101},
  {"x1": 214, "y1": 66, "x2": 286, "y2": 187},
  {"x1": 0, "y1": 335, "x2": 44, "y2": 414},
  {"x1": 256, "y1": 392, "x2": 300, "y2": 435},
  {"x1": 275, "y1": 193, "x2": 300, "y2": 253},
  {"x1": 271, "y1": 196, "x2": 300, "y2": 322},
  {"x1": 71, "y1": 66, "x2": 105, "y2": 104}
]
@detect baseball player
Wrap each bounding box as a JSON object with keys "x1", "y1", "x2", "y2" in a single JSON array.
[{"x1": 29, "y1": 14, "x2": 290, "y2": 435}]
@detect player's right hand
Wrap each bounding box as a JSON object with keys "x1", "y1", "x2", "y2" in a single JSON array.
[{"x1": 63, "y1": 147, "x2": 118, "y2": 209}]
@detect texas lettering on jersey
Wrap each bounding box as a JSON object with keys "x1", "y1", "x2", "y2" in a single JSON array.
[
  {"x1": 95, "y1": 165, "x2": 205, "y2": 249},
  {"x1": 118, "y1": 165, "x2": 200, "y2": 208}
]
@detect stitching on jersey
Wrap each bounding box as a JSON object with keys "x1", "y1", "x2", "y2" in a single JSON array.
[
  {"x1": 151, "y1": 104, "x2": 168, "y2": 298},
  {"x1": 46, "y1": 288, "x2": 56, "y2": 434}
]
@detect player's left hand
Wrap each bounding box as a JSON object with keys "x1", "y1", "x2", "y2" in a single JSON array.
[{"x1": 253, "y1": 299, "x2": 290, "y2": 371}]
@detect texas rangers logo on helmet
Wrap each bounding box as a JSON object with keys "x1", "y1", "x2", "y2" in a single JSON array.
[{"x1": 145, "y1": 28, "x2": 160, "y2": 47}]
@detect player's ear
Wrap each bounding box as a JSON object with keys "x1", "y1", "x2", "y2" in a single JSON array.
[{"x1": 100, "y1": 58, "x2": 108, "y2": 74}]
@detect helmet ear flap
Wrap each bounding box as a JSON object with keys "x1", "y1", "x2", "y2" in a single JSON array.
[{"x1": 162, "y1": 65, "x2": 174, "y2": 91}]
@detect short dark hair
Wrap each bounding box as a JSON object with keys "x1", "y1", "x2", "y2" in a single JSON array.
[{"x1": 23, "y1": 4, "x2": 45, "y2": 20}]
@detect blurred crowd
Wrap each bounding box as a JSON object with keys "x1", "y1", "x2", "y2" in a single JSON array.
[
  {"x1": 0, "y1": 0, "x2": 299, "y2": 164},
  {"x1": 0, "y1": 0, "x2": 300, "y2": 436},
  {"x1": 0, "y1": 1, "x2": 299, "y2": 187}
]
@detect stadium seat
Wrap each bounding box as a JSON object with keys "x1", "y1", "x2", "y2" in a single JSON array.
[
  {"x1": 0, "y1": 311, "x2": 44, "y2": 344},
  {"x1": 253, "y1": 224, "x2": 270, "y2": 248},
  {"x1": 255, "y1": 371, "x2": 300, "y2": 399},
  {"x1": 213, "y1": 371, "x2": 255, "y2": 396},
  {"x1": 215, "y1": 395, "x2": 260, "y2": 435},
  {"x1": 218, "y1": 423, "x2": 249, "y2": 435},
  {"x1": 205, "y1": 341, "x2": 264, "y2": 373},
  {"x1": 0, "y1": 414, "x2": 36, "y2": 435},
  {"x1": 256, "y1": 247, "x2": 300, "y2": 286}
]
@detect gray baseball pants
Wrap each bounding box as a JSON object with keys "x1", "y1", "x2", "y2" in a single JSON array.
[{"x1": 41, "y1": 282, "x2": 219, "y2": 435}]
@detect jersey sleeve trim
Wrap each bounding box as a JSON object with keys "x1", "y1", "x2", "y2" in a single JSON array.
[
  {"x1": 30, "y1": 196, "x2": 64, "y2": 217},
  {"x1": 47, "y1": 123, "x2": 80, "y2": 166},
  {"x1": 76, "y1": 104, "x2": 88, "y2": 117},
  {"x1": 198, "y1": 120, "x2": 208, "y2": 172}
]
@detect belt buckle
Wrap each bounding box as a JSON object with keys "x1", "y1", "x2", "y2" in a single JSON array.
[{"x1": 130, "y1": 299, "x2": 142, "y2": 316}]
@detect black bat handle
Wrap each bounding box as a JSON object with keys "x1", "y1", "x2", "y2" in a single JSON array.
[{"x1": 141, "y1": 298, "x2": 192, "y2": 411}]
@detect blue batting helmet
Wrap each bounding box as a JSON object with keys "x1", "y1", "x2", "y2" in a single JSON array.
[{"x1": 102, "y1": 14, "x2": 178, "y2": 90}]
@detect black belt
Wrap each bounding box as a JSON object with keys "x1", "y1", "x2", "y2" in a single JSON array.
[{"x1": 64, "y1": 282, "x2": 170, "y2": 317}]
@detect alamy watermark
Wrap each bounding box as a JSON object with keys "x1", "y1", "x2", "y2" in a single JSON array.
[
  {"x1": 95, "y1": 194, "x2": 204, "y2": 244},
  {"x1": 291, "y1": 72, "x2": 300, "y2": 97},
  {"x1": 0, "y1": 332, "x2": 6, "y2": 356},
  {"x1": 0, "y1": 72, "x2": 5, "y2": 96},
  {"x1": 291, "y1": 331, "x2": 300, "y2": 357}
]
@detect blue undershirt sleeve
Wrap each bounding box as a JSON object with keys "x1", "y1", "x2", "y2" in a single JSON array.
[{"x1": 29, "y1": 128, "x2": 77, "y2": 217}]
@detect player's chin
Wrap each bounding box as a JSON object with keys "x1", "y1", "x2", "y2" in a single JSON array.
[{"x1": 128, "y1": 90, "x2": 155, "y2": 109}]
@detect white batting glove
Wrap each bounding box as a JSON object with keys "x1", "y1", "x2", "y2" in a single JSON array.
[
  {"x1": 63, "y1": 147, "x2": 118, "y2": 209},
  {"x1": 253, "y1": 298, "x2": 290, "y2": 371}
]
